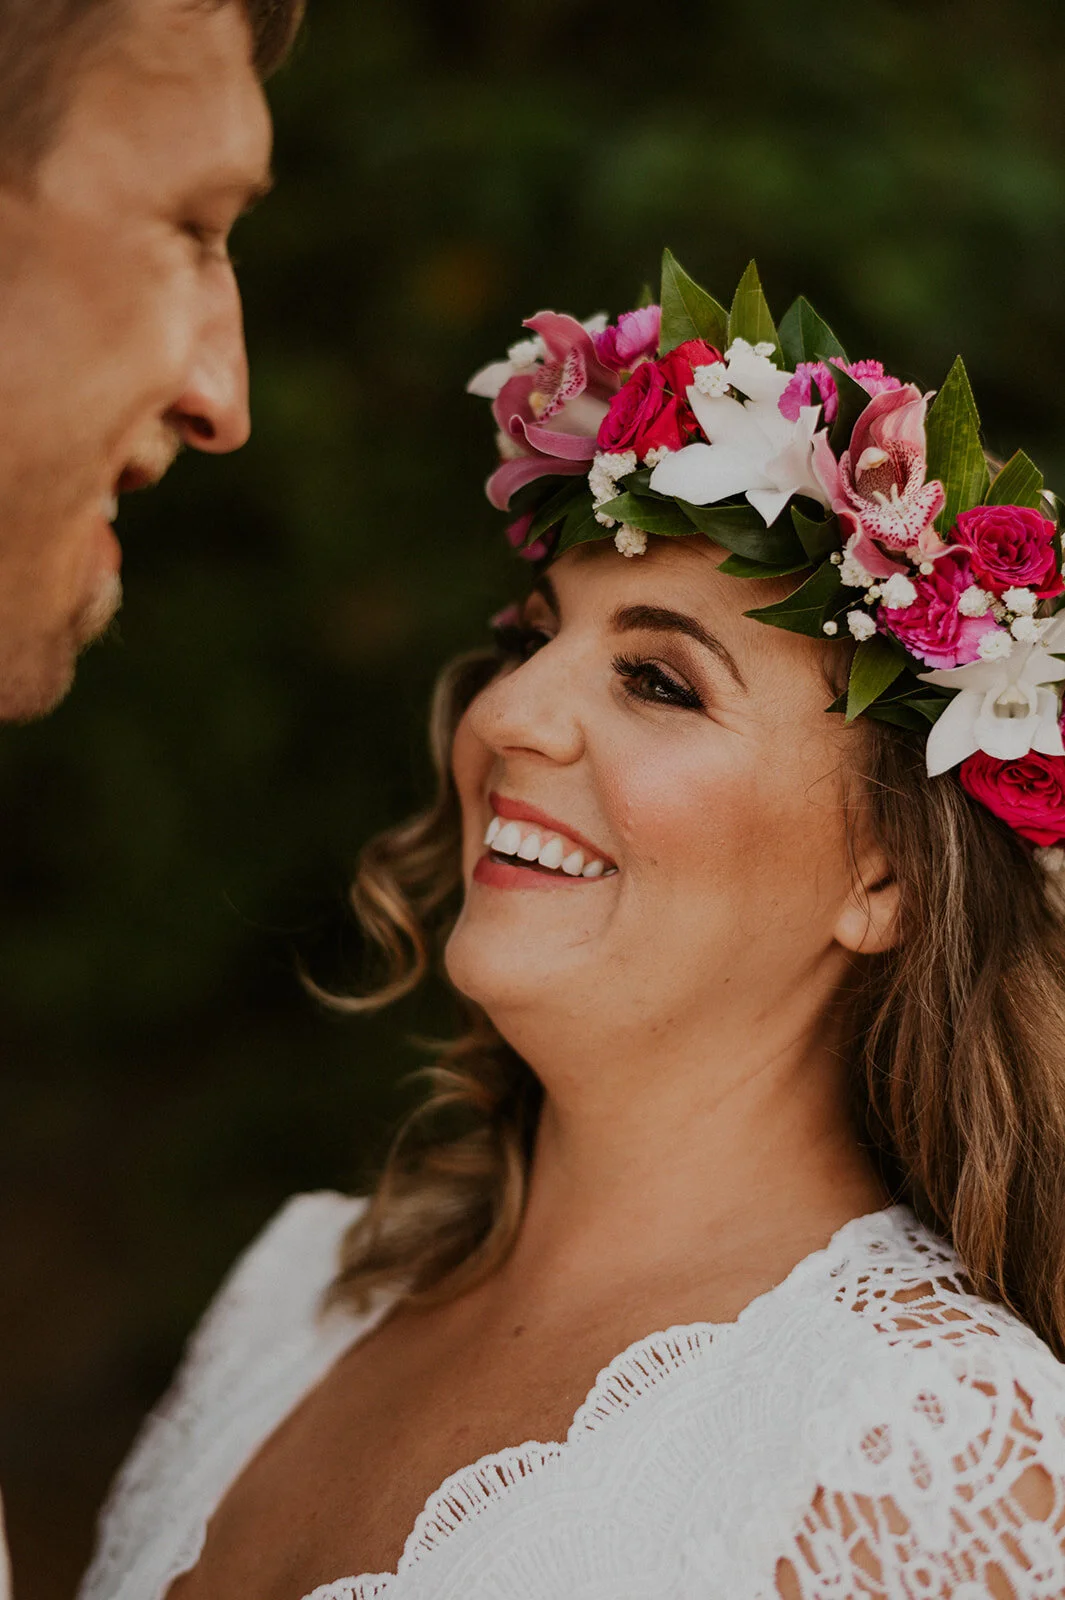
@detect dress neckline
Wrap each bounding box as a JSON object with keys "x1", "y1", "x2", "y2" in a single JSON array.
[{"x1": 299, "y1": 1204, "x2": 914, "y2": 1599}]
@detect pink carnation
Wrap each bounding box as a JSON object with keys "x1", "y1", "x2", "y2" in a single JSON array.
[
  {"x1": 779, "y1": 358, "x2": 902, "y2": 424},
  {"x1": 960, "y1": 748, "x2": 1065, "y2": 847},
  {"x1": 593, "y1": 306, "x2": 662, "y2": 373},
  {"x1": 878, "y1": 549, "x2": 1000, "y2": 669}
]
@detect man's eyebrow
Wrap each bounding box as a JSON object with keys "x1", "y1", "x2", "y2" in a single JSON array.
[{"x1": 610, "y1": 603, "x2": 749, "y2": 692}]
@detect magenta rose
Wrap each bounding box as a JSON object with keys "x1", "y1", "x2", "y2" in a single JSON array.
[
  {"x1": 878, "y1": 550, "x2": 998, "y2": 669},
  {"x1": 952, "y1": 504, "x2": 1063, "y2": 599},
  {"x1": 593, "y1": 305, "x2": 662, "y2": 373},
  {"x1": 959, "y1": 749, "x2": 1065, "y2": 846},
  {"x1": 596, "y1": 339, "x2": 721, "y2": 460},
  {"x1": 597, "y1": 360, "x2": 686, "y2": 456}
]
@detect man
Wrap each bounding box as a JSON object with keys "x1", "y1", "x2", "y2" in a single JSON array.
[
  {"x1": 0, "y1": 0, "x2": 304, "y2": 1582},
  {"x1": 0, "y1": 0, "x2": 304, "y2": 723}
]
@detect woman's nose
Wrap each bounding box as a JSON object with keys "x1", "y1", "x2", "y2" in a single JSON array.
[{"x1": 467, "y1": 645, "x2": 586, "y2": 768}]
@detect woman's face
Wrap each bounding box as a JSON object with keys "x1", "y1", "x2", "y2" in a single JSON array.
[{"x1": 446, "y1": 537, "x2": 885, "y2": 1060}]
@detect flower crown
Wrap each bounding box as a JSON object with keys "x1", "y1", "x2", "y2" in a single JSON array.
[{"x1": 468, "y1": 252, "x2": 1065, "y2": 861}]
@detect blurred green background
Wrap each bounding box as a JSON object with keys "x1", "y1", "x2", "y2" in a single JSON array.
[{"x1": 4, "y1": 0, "x2": 1065, "y2": 1590}]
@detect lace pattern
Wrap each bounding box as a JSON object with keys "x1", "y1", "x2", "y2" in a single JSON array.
[{"x1": 78, "y1": 1198, "x2": 1065, "y2": 1600}]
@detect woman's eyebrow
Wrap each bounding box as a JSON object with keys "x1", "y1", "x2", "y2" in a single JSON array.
[{"x1": 610, "y1": 603, "x2": 749, "y2": 692}]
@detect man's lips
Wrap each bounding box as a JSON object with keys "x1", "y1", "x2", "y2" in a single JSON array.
[{"x1": 487, "y1": 790, "x2": 616, "y2": 870}]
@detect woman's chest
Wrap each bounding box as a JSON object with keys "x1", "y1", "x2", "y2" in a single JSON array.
[{"x1": 165, "y1": 1317, "x2": 630, "y2": 1600}]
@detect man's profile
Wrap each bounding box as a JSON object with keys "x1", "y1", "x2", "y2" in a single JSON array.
[
  {"x1": 0, "y1": 0, "x2": 305, "y2": 1584},
  {"x1": 0, "y1": 0, "x2": 304, "y2": 724}
]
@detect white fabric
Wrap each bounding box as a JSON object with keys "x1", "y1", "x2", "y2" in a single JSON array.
[{"x1": 79, "y1": 1192, "x2": 1065, "y2": 1600}]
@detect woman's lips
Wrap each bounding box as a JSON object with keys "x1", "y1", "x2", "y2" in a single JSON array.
[
  {"x1": 473, "y1": 854, "x2": 604, "y2": 891},
  {"x1": 487, "y1": 790, "x2": 616, "y2": 868}
]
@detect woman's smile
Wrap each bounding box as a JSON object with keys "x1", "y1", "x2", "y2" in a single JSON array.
[{"x1": 474, "y1": 788, "x2": 618, "y2": 889}]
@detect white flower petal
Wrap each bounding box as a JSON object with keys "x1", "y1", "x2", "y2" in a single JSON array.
[
  {"x1": 1032, "y1": 689, "x2": 1065, "y2": 756},
  {"x1": 723, "y1": 345, "x2": 790, "y2": 406},
  {"x1": 649, "y1": 442, "x2": 766, "y2": 506},
  {"x1": 973, "y1": 707, "x2": 1044, "y2": 761},
  {"x1": 467, "y1": 359, "x2": 519, "y2": 399},
  {"x1": 746, "y1": 485, "x2": 793, "y2": 526},
  {"x1": 924, "y1": 690, "x2": 982, "y2": 777}
]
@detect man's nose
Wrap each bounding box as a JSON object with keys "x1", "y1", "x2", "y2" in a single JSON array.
[{"x1": 167, "y1": 278, "x2": 251, "y2": 455}]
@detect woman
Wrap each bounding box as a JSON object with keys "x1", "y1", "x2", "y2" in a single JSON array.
[{"x1": 81, "y1": 259, "x2": 1065, "y2": 1599}]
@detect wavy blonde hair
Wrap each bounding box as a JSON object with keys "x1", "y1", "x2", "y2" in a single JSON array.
[{"x1": 325, "y1": 643, "x2": 1065, "y2": 1357}]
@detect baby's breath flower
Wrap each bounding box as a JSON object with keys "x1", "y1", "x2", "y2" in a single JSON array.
[
  {"x1": 1003, "y1": 586, "x2": 1038, "y2": 616},
  {"x1": 978, "y1": 629, "x2": 1014, "y2": 662},
  {"x1": 958, "y1": 584, "x2": 993, "y2": 618},
  {"x1": 880, "y1": 572, "x2": 918, "y2": 610},
  {"x1": 1010, "y1": 614, "x2": 1040, "y2": 643},
  {"x1": 847, "y1": 610, "x2": 877, "y2": 642},
  {"x1": 692, "y1": 363, "x2": 730, "y2": 399},
  {"x1": 614, "y1": 524, "x2": 648, "y2": 558}
]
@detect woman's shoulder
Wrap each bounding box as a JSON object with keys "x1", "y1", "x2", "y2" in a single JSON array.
[
  {"x1": 78, "y1": 1190, "x2": 368, "y2": 1600},
  {"x1": 769, "y1": 1206, "x2": 1065, "y2": 1597}
]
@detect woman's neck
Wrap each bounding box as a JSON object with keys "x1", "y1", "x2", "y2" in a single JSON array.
[{"x1": 492, "y1": 999, "x2": 887, "y2": 1311}]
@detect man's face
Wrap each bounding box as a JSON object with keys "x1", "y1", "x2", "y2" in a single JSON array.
[{"x1": 0, "y1": 0, "x2": 273, "y2": 720}]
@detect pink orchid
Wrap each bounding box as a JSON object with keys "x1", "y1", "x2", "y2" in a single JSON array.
[
  {"x1": 779, "y1": 358, "x2": 902, "y2": 424},
  {"x1": 593, "y1": 306, "x2": 662, "y2": 373},
  {"x1": 487, "y1": 312, "x2": 620, "y2": 510},
  {"x1": 811, "y1": 384, "x2": 947, "y2": 578}
]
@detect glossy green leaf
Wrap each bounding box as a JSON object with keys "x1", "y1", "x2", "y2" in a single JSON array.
[
  {"x1": 744, "y1": 558, "x2": 842, "y2": 637},
  {"x1": 525, "y1": 478, "x2": 588, "y2": 544},
  {"x1": 863, "y1": 701, "x2": 931, "y2": 732},
  {"x1": 778, "y1": 296, "x2": 848, "y2": 367},
  {"x1": 658, "y1": 249, "x2": 728, "y2": 355},
  {"x1": 555, "y1": 494, "x2": 606, "y2": 553},
  {"x1": 985, "y1": 449, "x2": 1044, "y2": 509},
  {"x1": 594, "y1": 491, "x2": 697, "y2": 537},
  {"x1": 717, "y1": 553, "x2": 811, "y2": 578},
  {"x1": 829, "y1": 364, "x2": 875, "y2": 453},
  {"x1": 727, "y1": 260, "x2": 781, "y2": 361},
  {"x1": 679, "y1": 500, "x2": 805, "y2": 564},
  {"x1": 925, "y1": 356, "x2": 990, "y2": 532},
  {"x1": 845, "y1": 635, "x2": 907, "y2": 722},
  {"x1": 635, "y1": 281, "x2": 656, "y2": 310},
  {"x1": 792, "y1": 503, "x2": 841, "y2": 564}
]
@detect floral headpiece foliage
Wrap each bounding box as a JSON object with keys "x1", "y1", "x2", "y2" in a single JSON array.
[{"x1": 468, "y1": 252, "x2": 1065, "y2": 858}]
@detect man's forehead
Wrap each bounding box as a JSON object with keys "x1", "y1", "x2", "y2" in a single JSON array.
[{"x1": 54, "y1": 0, "x2": 272, "y2": 200}]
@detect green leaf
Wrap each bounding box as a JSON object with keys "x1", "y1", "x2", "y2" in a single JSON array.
[
  {"x1": 727, "y1": 260, "x2": 781, "y2": 362},
  {"x1": 791, "y1": 503, "x2": 841, "y2": 564},
  {"x1": 778, "y1": 297, "x2": 848, "y2": 368},
  {"x1": 829, "y1": 364, "x2": 875, "y2": 453},
  {"x1": 658, "y1": 249, "x2": 728, "y2": 355},
  {"x1": 635, "y1": 281, "x2": 656, "y2": 310},
  {"x1": 594, "y1": 491, "x2": 697, "y2": 538},
  {"x1": 525, "y1": 478, "x2": 588, "y2": 544},
  {"x1": 555, "y1": 494, "x2": 607, "y2": 553},
  {"x1": 925, "y1": 355, "x2": 990, "y2": 532},
  {"x1": 679, "y1": 500, "x2": 805, "y2": 564},
  {"x1": 985, "y1": 449, "x2": 1044, "y2": 510},
  {"x1": 863, "y1": 702, "x2": 931, "y2": 732},
  {"x1": 718, "y1": 553, "x2": 811, "y2": 578},
  {"x1": 845, "y1": 635, "x2": 907, "y2": 722},
  {"x1": 744, "y1": 559, "x2": 842, "y2": 637}
]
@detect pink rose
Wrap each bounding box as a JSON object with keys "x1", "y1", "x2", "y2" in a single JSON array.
[
  {"x1": 779, "y1": 358, "x2": 902, "y2": 424},
  {"x1": 878, "y1": 550, "x2": 999, "y2": 669},
  {"x1": 596, "y1": 339, "x2": 721, "y2": 460},
  {"x1": 952, "y1": 504, "x2": 1063, "y2": 600},
  {"x1": 593, "y1": 306, "x2": 662, "y2": 373},
  {"x1": 959, "y1": 748, "x2": 1065, "y2": 846}
]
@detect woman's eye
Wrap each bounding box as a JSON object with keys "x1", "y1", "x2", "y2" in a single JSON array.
[
  {"x1": 492, "y1": 622, "x2": 552, "y2": 662},
  {"x1": 613, "y1": 654, "x2": 703, "y2": 711}
]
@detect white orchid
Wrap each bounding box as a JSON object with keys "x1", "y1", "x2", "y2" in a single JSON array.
[
  {"x1": 920, "y1": 616, "x2": 1065, "y2": 777},
  {"x1": 467, "y1": 314, "x2": 609, "y2": 400},
  {"x1": 647, "y1": 342, "x2": 831, "y2": 526}
]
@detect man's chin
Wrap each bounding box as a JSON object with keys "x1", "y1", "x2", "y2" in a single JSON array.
[{"x1": 0, "y1": 573, "x2": 123, "y2": 723}]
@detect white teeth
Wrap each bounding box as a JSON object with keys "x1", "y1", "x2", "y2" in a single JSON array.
[
  {"x1": 517, "y1": 832, "x2": 542, "y2": 861},
  {"x1": 537, "y1": 836, "x2": 565, "y2": 870},
  {"x1": 582, "y1": 859, "x2": 605, "y2": 879},
  {"x1": 484, "y1": 817, "x2": 502, "y2": 847},
  {"x1": 101, "y1": 495, "x2": 119, "y2": 522},
  {"x1": 494, "y1": 821, "x2": 523, "y2": 856},
  {"x1": 562, "y1": 850, "x2": 585, "y2": 876}
]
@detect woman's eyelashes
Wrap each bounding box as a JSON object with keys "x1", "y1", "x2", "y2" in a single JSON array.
[
  {"x1": 492, "y1": 620, "x2": 705, "y2": 712},
  {"x1": 612, "y1": 653, "x2": 704, "y2": 711}
]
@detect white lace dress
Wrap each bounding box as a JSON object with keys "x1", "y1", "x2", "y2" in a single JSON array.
[{"x1": 79, "y1": 1192, "x2": 1065, "y2": 1600}]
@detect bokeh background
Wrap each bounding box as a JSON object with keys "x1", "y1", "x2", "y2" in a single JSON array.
[{"x1": 4, "y1": 0, "x2": 1065, "y2": 1590}]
